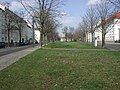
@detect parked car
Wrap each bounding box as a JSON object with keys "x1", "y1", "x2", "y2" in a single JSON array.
[
  {"x1": 0, "y1": 42, "x2": 6, "y2": 48},
  {"x1": 35, "y1": 40, "x2": 38, "y2": 44},
  {"x1": 115, "y1": 40, "x2": 120, "y2": 43}
]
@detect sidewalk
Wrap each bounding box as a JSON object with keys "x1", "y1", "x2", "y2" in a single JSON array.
[
  {"x1": 0, "y1": 45, "x2": 36, "y2": 56},
  {"x1": 0, "y1": 46, "x2": 40, "y2": 71},
  {"x1": 105, "y1": 42, "x2": 120, "y2": 51},
  {"x1": 43, "y1": 47, "x2": 107, "y2": 51}
]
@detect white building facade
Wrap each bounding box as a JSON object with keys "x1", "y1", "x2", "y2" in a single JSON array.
[
  {"x1": 94, "y1": 12, "x2": 120, "y2": 43},
  {"x1": 61, "y1": 31, "x2": 66, "y2": 42},
  {"x1": 35, "y1": 29, "x2": 40, "y2": 43}
]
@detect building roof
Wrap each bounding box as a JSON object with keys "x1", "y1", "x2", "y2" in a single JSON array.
[
  {"x1": 0, "y1": 4, "x2": 5, "y2": 11},
  {"x1": 114, "y1": 12, "x2": 120, "y2": 18},
  {"x1": 0, "y1": 4, "x2": 32, "y2": 29},
  {"x1": 97, "y1": 12, "x2": 120, "y2": 27}
]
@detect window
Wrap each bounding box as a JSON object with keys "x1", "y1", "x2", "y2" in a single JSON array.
[
  {"x1": 2, "y1": 29, "x2": 4, "y2": 34},
  {"x1": 2, "y1": 37, "x2": 4, "y2": 42},
  {"x1": 5, "y1": 37, "x2": 7, "y2": 41}
]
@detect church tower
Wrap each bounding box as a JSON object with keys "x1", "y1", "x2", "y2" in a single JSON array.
[{"x1": 60, "y1": 27, "x2": 66, "y2": 42}]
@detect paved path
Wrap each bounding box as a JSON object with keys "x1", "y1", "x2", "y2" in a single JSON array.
[
  {"x1": 0, "y1": 46, "x2": 40, "y2": 71},
  {"x1": 105, "y1": 43, "x2": 120, "y2": 51},
  {"x1": 43, "y1": 47, "x2": 108, "y2": 51}
]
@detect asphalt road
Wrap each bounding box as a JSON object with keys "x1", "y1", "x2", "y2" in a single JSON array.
[{"x1": 0, "y1": 44, "x2": 38, "y2": 56}]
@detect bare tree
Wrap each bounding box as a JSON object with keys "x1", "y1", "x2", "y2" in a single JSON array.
[
  {"x1": 55, "y1": 32, "x2": 60, "y2": 41},
  {"x1": 3, "y1": 7, "x2": 17, "y2": 47},
  {"x1": 85, "y1": 5, "x2": 98, "y2": 44},
  {"x1": 80, "y1": 16, "x2": 90, "y2": 42},
  {"x1": 15, "y1": 11, "x2": 26, "y2": 45},
  {"x1": 73, "y1": 28, "x2": 81, "y2": 41},
  {"x1": 96, "y1": 0, "x2": 113, "y2": 47},
  {"x1": 44, "y1": 17, "x2": 59, "y2": 42},
  {"x1": 1, "y1": 2, "x2": 28, "y2": 47},
  {"x1": 1, "y1": 2, "x2": 11, "y2": 8},
  {"x1": 20, "y1": 0, "x2": 63, "y2": 47},
  {"x1": 68, "y1": 27, "x2": 74, "y2": 41},
  {"x1": 76, "y1": 22, "x2": 85, "y2": 42},
  {"x1": 108, "y1": 0, "x2": 120, "y2": 9}
]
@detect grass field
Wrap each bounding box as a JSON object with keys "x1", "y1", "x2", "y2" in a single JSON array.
[
  {"x1": 0, "y1": 42, "x2": 120, "y2": 90},
  {"x1": 45, "y1": 42, "x2": 102, "y2": 49}
]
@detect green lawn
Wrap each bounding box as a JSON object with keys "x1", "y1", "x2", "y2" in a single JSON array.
[
  {"x1": 0, "y1": 42, "x2": 120, "y2": 90},
  {"x1": 45, "y1": 42, "x2": 102, "y2": 49}
]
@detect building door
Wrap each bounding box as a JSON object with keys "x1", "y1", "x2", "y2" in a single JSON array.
[{"x1": 22, "y1": 38, "x2": 24, "y2": 43}]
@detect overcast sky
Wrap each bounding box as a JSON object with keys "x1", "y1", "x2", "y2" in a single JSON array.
[{"x1": 0, "y1": 0, "x2": 100, "y2": 29}]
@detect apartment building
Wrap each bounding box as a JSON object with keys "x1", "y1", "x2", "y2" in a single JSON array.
[
  {"x1": 83, "y1": 12, "x2": 120, "y2": 44},
  {"x1": 0, "y1": 4, "x2": 33, "y2": 46},
  {"x1": 94, "y1": 12, "x2": 120, "y2": 43}
]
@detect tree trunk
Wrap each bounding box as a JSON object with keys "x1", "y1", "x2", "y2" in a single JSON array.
[
  {"x1": 7, "y1": 29, "x2": 10, "y2": 47},
  {"x1": 39, "y1": 30, "x2": 41, "y2": 48},
  {"x1": 71, "y1": 37, "x2": 72, "y2": 42},
  {"x1": 101, "y1": 24, "x2": 106, "y2": 47},
  {"x1": 43, "y1": 34, "x2": 46, "y2": 45},
  {"x1": 45, "y1": 34, "x2": 48, "y2": 45},
  {"x1": 102, "y1": 33, "x2": 105, "y2": 47},
  {"x1": 40, "y1": 33, "x2": 43, "y2": 46},
  {"x1": 86, "y1": 32, "x2": 88, "y2": 43},
  {"x1": 41, "y1": 22, "x2": 44, "y2": 46},
  {"x1": 65, "y1": 36, "x2": 67, "y2": 42},
  {"x1": 51, "y1": 31, "x2": 55, "y2": 42},
  {"x1": 19, "y1": 30, "x2": 22, "y2": 46},
  {"x1": 91, "y1": 33, "x2": 94, "y2": 45}
]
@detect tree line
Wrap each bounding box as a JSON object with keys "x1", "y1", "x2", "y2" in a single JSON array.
[
  {"x1": 73, "y1": 0, "x2": 120, "y2": 47},
  {"x1": 1, "y1": 0, "x2": 63, "y2": 47},
  {"x1": 1, "y1": 0, "x2": 120, "y2": 47},
  {"x1": 20, "y1": 0, "x2": 63, "y2": 47}
]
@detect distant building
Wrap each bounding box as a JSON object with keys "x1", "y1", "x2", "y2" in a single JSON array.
[
  {"x1": 86, "y1": 32, "x2": 92, "y2": 43},
  {"x1": 61, "y1": 31, "x2": 66, "y2": 42}
]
